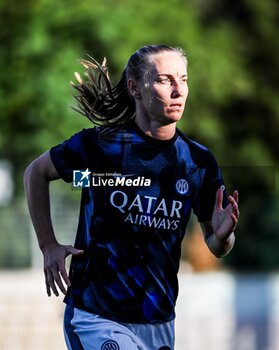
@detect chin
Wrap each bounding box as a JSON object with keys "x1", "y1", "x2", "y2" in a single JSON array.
[{"x1": 165, "y1": 112, "x2": 183, "y2": 123}]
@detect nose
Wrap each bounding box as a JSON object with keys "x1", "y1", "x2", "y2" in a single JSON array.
[{"x1": 171, "y1": 81, "x2": 186, "y2": 98}]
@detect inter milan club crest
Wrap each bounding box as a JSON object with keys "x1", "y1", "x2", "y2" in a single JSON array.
[
  {"x1": 101, "y1": 340, "x2": 120, "y2": 350},
  {"x1": 175, "y1": 178, "x2": 189, "y2": 195}
]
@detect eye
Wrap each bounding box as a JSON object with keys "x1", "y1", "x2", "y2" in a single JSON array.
[{"x1": 157, "y1": 78, "x2": 171, "y2": 84}]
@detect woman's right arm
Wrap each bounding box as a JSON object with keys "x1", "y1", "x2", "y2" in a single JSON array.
[
  {"x1": 23, "y1": 151, "x2": 83, "y2": 296},
  {"x1": 24, "y1": 151, "x2": 60, "y2": 251}
]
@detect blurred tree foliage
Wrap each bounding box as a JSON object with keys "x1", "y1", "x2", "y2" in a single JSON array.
[{"x1": 0, "y1": 0, "x2": 278, "y2": 270}]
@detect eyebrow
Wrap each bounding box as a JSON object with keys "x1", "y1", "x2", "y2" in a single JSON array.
[{"x1": 157, "y1": 73, "x2": 188, "y2": 78}]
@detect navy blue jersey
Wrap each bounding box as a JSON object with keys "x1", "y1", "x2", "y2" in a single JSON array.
[{"x1": 50, "y1": 120, "x2": 226, "y2": 323}]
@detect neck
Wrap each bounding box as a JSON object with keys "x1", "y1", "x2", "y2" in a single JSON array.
[{"x1": 134, "y1": 115, "x2": 176, "y2": 141}]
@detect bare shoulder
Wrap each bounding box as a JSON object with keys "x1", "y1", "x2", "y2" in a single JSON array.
[{"x1": 25, "y1": 151, "x2": 60, "y2": 181}]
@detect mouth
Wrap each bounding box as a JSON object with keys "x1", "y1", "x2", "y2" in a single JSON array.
[
  {"x1": 168, "y1": 103, "x2": 183, "y2": 110},
  {"x1": 170, "y1": 103, "x2": 182, "y2": 107}
]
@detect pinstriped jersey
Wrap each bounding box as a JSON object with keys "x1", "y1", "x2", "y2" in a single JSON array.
[{"x1": 50, "y1": 120, "x2": 226, "y2": 323}]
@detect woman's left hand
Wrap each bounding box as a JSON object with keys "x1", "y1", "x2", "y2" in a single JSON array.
[{"x1": 211, "y1": 187, "x2": 239, "y2": 241}]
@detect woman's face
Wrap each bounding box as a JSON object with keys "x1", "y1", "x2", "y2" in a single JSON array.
[{"x1": 137, "y1": 51, "x2": 188, "y2": 124}]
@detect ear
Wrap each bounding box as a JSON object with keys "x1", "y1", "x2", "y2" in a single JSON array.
[{"x1": 127, "y1": 79, "x2": 141, "y2": 99}]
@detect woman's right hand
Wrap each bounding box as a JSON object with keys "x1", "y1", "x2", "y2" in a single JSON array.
[{"x1": 43, "y1": 243, "x2": 84, "y2": 296}]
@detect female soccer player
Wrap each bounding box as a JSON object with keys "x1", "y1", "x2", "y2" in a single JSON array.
[{"x1": 24, "y1": 45, "x2": 239, "y2": 350}]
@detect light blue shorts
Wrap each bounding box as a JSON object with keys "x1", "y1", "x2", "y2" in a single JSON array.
[{"x1": 64, "y1": 305, "x2": 174, "y2": 350}]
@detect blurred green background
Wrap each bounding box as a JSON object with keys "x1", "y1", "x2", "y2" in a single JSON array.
[{"x1": 0, "y1": 0, "x2": 278, "y2": 270}]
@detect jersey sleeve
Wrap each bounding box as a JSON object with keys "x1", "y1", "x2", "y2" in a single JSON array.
[
  {"x1": 192, "y1": 152, "x2": 227, "y2": 222},
  {"x1": 49, "y1": 128, "x2": 95, "y2": 183}
]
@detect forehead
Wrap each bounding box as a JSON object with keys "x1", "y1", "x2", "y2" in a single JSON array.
[{"x1": 148, "y1": 52, "x2": 187, "y2": 76}]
